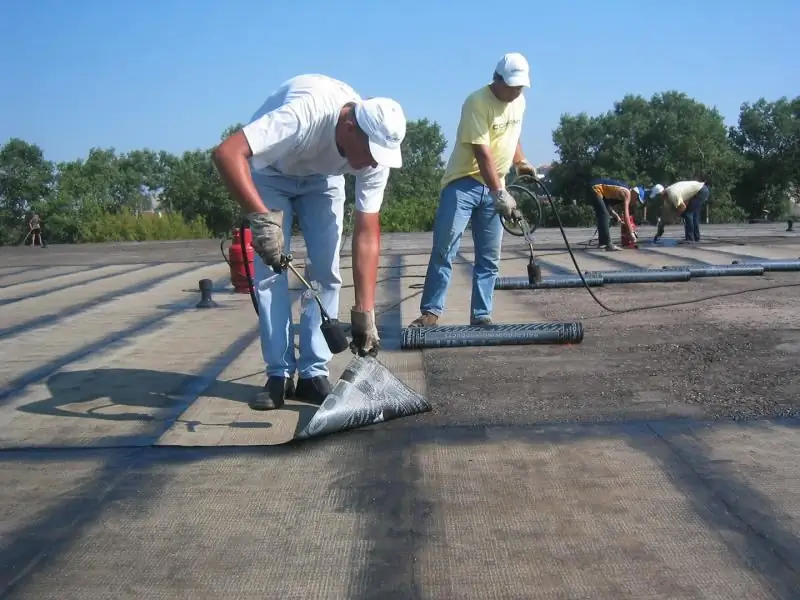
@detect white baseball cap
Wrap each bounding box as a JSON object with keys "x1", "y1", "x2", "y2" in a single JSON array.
[
  {"x1": 354, "y1": 97, "x2": 407, "y2": 169},
  {"x1": 495, "y1": 52, "x2": 531, "y2": 88},
  {"x1": 650, "y1": 184, "x2": 665, "y2": 198}
]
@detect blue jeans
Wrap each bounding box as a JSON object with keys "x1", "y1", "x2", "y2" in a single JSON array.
[
  {"x1": 251, "y1": 168, "x2": 345, "y2": 379},
  {"x1": 419, "y1": 176, "x2": 504, "y2": 320},
  {"x1": 682, "y1": 185, "x2": 710, "y2": 241}
]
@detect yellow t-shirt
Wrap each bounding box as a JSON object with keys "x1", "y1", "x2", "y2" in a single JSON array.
[{"x1": 441, "y1": 85, "x2": 526, "y2": 189}]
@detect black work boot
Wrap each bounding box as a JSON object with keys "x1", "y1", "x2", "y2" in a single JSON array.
[
  {"x1": 250, "y1": 376, "x2": 295, "y2": 411},
  {"x1": 295, "y1": 376, "x2": 333, "y2": 406}
]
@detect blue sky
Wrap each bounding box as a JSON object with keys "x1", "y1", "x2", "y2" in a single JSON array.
[{"x1": 3, "y1": 0, "x2": 798, "y2": 167}]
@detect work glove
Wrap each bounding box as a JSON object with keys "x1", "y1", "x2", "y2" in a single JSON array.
[
  {"x1": 515, "y1": 161, "x2": 538, "y2": 177},
  {"x1": 247, "y1": 210, "x2": 284, "y2": 273},
  {"x1": 490, "y1": 189, "x2": 521, "y2": 220},
  {"x1": 350, "y1": 308, "x2": 380, "y2": 357}
]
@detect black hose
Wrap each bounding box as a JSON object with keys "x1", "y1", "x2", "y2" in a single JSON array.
[
  {"x1": 495, "y1": 275, "x2": 604, "y2": 290},
  {"x1": 400, "y1": 322, "x2": 583, "y2": 349},
  {"x1": 239, "y1": 219, "x2": 260, "y2": 315}
]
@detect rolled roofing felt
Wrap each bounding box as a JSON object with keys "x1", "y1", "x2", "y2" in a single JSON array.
[
  {"x1": 585, "y1": 269, "x2": 691, "y2": 284},
  {"x1": 295, "y1": 355, "x2": 432, "y2": 440},
  {"x1": 661, "y1": 264, "x2": 765, "y2": 277},
  {"x1": 731, "y1": 259, "x2": 800, "y2": 272},
  {"x1": 400, "y1": 322, "x2": 584, "y2": 350},
  {"x1": 494, "y1": 275, "x2": 604, "y2": 290}
]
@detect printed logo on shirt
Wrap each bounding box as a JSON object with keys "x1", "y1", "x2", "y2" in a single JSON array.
[{"x1": 491, "y1": 118, "x2": 522, "y2": 132}]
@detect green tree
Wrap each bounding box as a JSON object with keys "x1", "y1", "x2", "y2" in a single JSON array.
[
  {"x1": 729, "y1": 96, "x2": 800, "y2": 218},
  {"x1": 0, "y1": 139, "x2": 55, "y2": 244}
]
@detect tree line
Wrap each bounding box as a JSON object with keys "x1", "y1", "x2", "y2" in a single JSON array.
[{"x1": 0, "y1": 91, "x2": 797, "y2": 245}]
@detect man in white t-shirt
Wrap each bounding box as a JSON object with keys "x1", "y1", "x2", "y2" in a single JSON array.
[
  {"x1": 649, "y1": 180, "x2": 710, "y2": 242},
  {"x1": 212, "y1": 74, "x2": 407, "y2": 410}
]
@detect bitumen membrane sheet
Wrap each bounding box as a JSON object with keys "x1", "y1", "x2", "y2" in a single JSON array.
[{"x1": 1, "y1": 223, "x2": 800, "y2": 599}]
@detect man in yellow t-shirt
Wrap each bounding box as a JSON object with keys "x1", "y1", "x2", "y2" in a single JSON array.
[{"x1": 408, "y1": 52, "x2": 535, "y2": 328}]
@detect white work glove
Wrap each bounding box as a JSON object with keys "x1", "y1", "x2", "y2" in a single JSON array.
[
  {"x1": 247, "y1": 210, "x2": 284, "y2": 273},
  {"x1": 515, "y1": 161, "x2": 538, "y2": 177},
  {"x1": 490, "y1": 189, "x2": 521, "y2": 220},
  {"x1": 350, "y1": 308, "x2": 380, "y2": 357}
]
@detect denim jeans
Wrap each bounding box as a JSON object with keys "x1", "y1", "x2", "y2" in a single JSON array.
[
  {"x1": 589, "y1": 193, "x2": 618, "y2": 246},
  {"x1": 682, "y1": 185, "x2": 710, "y2": 241},
  {"x1": 251, "y1": 168, "x2": 345, "y2": 379},
  {"x1": 419, "y1": 176, "x2": 503, "y2": 321}
]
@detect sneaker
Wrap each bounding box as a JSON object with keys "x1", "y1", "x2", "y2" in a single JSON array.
[
  {"x1": 294, "y1": 376, "x2": 333, "y2": 406},
  {"x1": 250, "y1": 376, "x2": 295, "y2": 411},
  {"x1": 407, "y1": 312, "x2": 439, "y2": 328},
  {"x1": 604, "y1": 243, "x2": 622, "y2": 251},
  {"x1": 471, "y1": 316, "x2": 492, "y2": 326}
]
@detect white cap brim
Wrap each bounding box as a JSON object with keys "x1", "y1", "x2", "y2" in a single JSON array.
[
  {"x1": 503, "y1": 72, "x2": 531, "y2": 87},
  {"x1": 369, "y1": 138, "x2": 403, "y2": 169}
]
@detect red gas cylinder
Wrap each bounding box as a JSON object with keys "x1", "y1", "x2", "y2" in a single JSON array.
[
  {"x1": 620, "y1": 215, "x2": 639, "y2": 249},
  {"x1": 228, "y1": 227, "x2": 254, "y2": 293}
]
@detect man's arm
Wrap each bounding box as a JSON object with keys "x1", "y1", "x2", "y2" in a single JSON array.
[
  {"x1": 472, "y1": 145, "x2": 503, "y2": 191},
  {"x1": 455, "y1": 97, "x2": 502, "y2": 190},
  {"x1": 512, "y1": 141, "x2": 536, "y2": 176},
  {"x1": 621, "y1": 188, "x2": 632, "y2": 223},
  {"x1": 212, "y1": 104, "x2": 301, "y2": 213},
  {"x1": 351, "y1": 166, "x2": 390, "y2": 312}
]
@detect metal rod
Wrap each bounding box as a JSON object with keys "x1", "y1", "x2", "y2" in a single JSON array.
[
  {"x1": 400, "y1": 322, "x2": 584, "y2": 350},
  {"x1": 495, "y1": 275, "x2": 604, "y2": 290},
  {"x1": 731, "y1": 260, "x2": 800, "y2": 272},
  {"x1": 662, "y1": 264, "x2": 765, "y2": 277},
  {"x1": 586, "y1": 269, "x2": 691, "y2": 284}
]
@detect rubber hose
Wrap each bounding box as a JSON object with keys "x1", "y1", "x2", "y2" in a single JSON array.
[
  {"x1": 240, "y1": 219, "x2": 259, "y2": 315},
  {"x1": 400, "y1": 322, "x2": 583, "y2": 350},
  {"x1": 586, "y1": 268, "x2": 692, "y2": 284},
  {"x1": 662, "y1": 264, "x2": 765, "y2": 277},
  {"x1": 495, "y1": 275, "x2": 605, "y2": 290},
  {"x1": 731, "y1": 259, "x2": 800, "y2": 272}
]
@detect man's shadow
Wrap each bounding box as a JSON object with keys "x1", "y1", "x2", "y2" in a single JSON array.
[{"x1": 18, "y1": 368, "x2": 319, "y2": 440}]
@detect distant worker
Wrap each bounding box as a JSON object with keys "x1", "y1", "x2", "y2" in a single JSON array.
[
  {"x1": 27, "y1": 213, "x2": 42, "y2": 248},
  {"x1": 787, "y1": 197, "x2": 799, "y2": 232},
  {"x1": 587, "y1": 178, "x2": 646, "y2": 251},
  {"x1": 212, "y1": 74, "x2": 407, "y2": 410},
  {"x1": 650, "y1": 180, "x2": 709, "y2": 243},
  {"x1": 407, "y1": 52, "x2": 534, "y2": 329}
]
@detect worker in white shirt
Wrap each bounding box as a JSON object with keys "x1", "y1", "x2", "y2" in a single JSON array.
[
  {"x1": 213, "y1": 74, "x2": 407, "y2": 410},
  {"x1": 649, "y1": 181, "x2": 710, "y2": 242}
]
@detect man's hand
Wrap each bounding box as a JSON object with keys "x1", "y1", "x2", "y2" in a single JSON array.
[
  {"x1": 515, "y1": 160, "x2": 537, "y2": 177},
  {"x1": 490, "y1": 189, "x2": 521, "y2": 220},
  {"x1": 350, "y1": 308, "x2": 380, "y2": 357},
  {"x1": 247, "y1": 211, "x2": 284, "y2": 273}
]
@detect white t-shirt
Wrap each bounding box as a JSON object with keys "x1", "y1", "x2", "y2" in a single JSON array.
[
  {"x1": 664, "y1": 181, "x2": 706, "y2": 209},
  {"x1": 242, "y1": 74, "x2": 390, "y2": 214}
]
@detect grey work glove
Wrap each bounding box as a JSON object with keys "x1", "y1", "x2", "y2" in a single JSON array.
[
  {"x1": 350, "y1": 308, "x2": 380, "y2": 357},
  {"x1": 490, "y1": 189, "x2": 520, "y2": 220},
  {"x1": 247, "y1": 210, "x2": 284, "y2": 273}
]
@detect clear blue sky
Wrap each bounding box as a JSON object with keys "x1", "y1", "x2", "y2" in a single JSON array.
[{"x1": 3, "y1": 0, "x2": 798, "y2": 167}]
